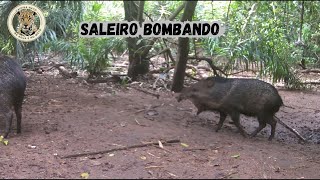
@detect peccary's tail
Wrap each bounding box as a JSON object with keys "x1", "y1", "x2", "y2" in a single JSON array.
[{"x1": 274, "y1": 116, "x2": 306, "y2": 142}]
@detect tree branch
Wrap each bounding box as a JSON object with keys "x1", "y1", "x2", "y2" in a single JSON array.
[
  {"x1": 137, "y1": 1, "x2": 145, "y2": 22},
  {"x1": 140, "y1": 2, "x2": 186, "y2": 58},
  {"x1": 188, "y1": 56, "x2": 227, "y2": 76}
]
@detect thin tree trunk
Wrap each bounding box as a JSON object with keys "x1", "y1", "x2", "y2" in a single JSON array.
[
  {"x1": 124, "y1": 1, "x2": 187, "y2": 80},
  {"x1": 124, "y1": 1, "x2": 148, "y2": 80},
  {"x1": 140, "y1": 2, "x2": 186, "y2": 58},
  {"x1": 171, "y1": 0, "x2": 198, "y2": 92}
]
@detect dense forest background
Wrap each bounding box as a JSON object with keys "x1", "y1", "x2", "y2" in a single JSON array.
[{"x1": 0, "y1": 1, "x2": 319, "y2": 90}]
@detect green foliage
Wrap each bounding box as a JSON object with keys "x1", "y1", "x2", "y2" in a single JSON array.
[
  {"x1": 0, "y1": 1, "x2": 84, "y2": 67},
  {"x1": 199, "y1": 1, "x2": 320, "y2": 87},
  {"x1": 284, "y1": 72, "x2": 304, "y2": 90},
  {"x1": 44, "y1": 1, "x2": 127, "y2": 76},
  {"x1": 79, "y1": 38, "x2": 112, "y2": 75},
  {"x1": 1, "y1": 0, "x2": 319, "y2": 89},
  {"x1": 144, "y1": 1, "x2": 184, "y2": 21}
]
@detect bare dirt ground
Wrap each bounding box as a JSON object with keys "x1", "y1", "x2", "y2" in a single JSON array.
[{"x1": 0, "y1": 70, "x2": 319, "y2": 179}]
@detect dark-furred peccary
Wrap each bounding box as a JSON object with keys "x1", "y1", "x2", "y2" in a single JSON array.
[
  {"x1": 0, "y1": 54, "x2": 27, "y2": 138},
  {"x1": 176, "y1": 76, "x2": 283, "y2": 141}
]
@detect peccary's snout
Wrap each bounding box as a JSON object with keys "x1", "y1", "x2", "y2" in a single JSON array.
[{"x1": 176, "y1": 87, "x2": 193, "y2": 102}]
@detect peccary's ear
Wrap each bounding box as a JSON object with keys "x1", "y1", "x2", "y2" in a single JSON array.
[{"x1": 33, "y1": 12, "x2": 36, "y2": 16}]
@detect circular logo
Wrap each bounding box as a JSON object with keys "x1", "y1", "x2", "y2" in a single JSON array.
[{"x1": 7, "y1": 4, "x2": 46, "y2": 42}]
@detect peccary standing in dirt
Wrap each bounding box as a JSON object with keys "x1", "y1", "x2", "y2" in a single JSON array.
[
  {"x1": 0, "y1": 54, "x2": 27, "y2": 138},
  {"x1": 176, "y1": 76, "x2": 283, "y2": 141}
]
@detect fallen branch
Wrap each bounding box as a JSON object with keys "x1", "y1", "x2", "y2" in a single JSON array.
[
  {"x1": 130, "y1": 86, "x2": 160, "y2": 99},
  {"x1": 275, "y1": 116, "x2": 307, "y2": 143},
  {"x1": 282, "y1": 104, "x2": 295, "y2": 109},
  {"x1": 86, "y1": 76, "x2": 122, "y2": 84},
  {"x1": 182, "y1": 148, "x2": 207, "y2": 151},
  {"x1": 300, "y1": 69, "x2": 320, "y2": 74},
  {"x1": 145, "y1": 165, "x2": 164, "y2": 169},
  {"x1": 60, "y1": 139, "x2": 180, "y2": 159},
  {"x1": 301, "y1": 81, "x2": 320, "y2": 85},
  {"x1": 288, "y1": 105, "x2": 319, "y2": 111},
  {"x1": 134, "y1": 118, "x2": 146, "y2": 126}
]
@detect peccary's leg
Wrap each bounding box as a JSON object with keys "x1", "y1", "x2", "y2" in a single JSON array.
[
  {"x1": 230, "y1": 112, "x2": 247, "y2": 137},
  {"x1": 250, "y1": 115, "x2": 267, "y2": 137},
  {"x1": 267, "y1": 116, "x2": 277, "y2": 141},
  {"x1": 215, "y1": 111, "x2": 227, "y2": 132},
  {"x1": 15, "y1": 103, "x2": 23, "y2": 134},
  {"x1": 4, "y1": 110, "x2": 14, "y2": 138}
]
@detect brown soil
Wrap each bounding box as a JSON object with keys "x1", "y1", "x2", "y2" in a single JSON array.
[{"x1": 0, "y1": 71, "x2": 319, "y2": 179}]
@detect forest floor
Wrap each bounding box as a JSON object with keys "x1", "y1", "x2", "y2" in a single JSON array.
[{"x1": 0, "y1": 57, "x2": 319, "y2": 179}]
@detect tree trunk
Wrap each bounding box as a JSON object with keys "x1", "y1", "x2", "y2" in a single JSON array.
[
  {"x1": 124, "y1": 1, "x2": 148, "y2": 80},
  {"x1": 140, "y1": 2, "x2": 186, "y2": 58},
  {"x1": 123, "y1": 1, "x2": 187, "y2": 81},
  {"x1": 171, "y1": 1, "x2": 198, "y2": 92}
]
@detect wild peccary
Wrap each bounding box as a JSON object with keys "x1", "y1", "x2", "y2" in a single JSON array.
[
  {"x1": 176, "y1": 76, "x2": 283, "y2": 141},
  {"x1": 0, "y1": 54, "x2": 27, "y2": 138}
]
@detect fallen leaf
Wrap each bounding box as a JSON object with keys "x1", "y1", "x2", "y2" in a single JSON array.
[
  {"x1": 109, "y1": 153, "x2": 115, "y2": 157},
  {"x1": 0, "y1": 136, "x2": 3, "y2": 142},
  {"x1": 146, "y1": 110, "x2": 158, "y2": 116},
  {"x1": 181, "y1": 143, "x2": 189, "y2": 148},
  {"x1": 145, "y1": 165, "x2": 164, "y2": 169},
  {"x1": 167, "y1": 172, "x2": 177, "y2": 177},
  {"x1": 80, "y1": 172, "x2": 89, "y2": 179},
  {"x1": 3, "y1": 140, "x2": 8, "y2": 146},
  {"x1": 140, "y1": 156, "x2": 147, "y2": 160},
  {"x1": 27, "y1": 145, "x2": 37, "y2": 149},
  {"x1": 120, "y1": 122, "x2": 126, "y2": 127},
  {"x1": 158, "y1": 141, "x2": 164, "y2": 148},
  {"x1": 231, "y1": 154, "x2": 240, "y2": 158}
]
